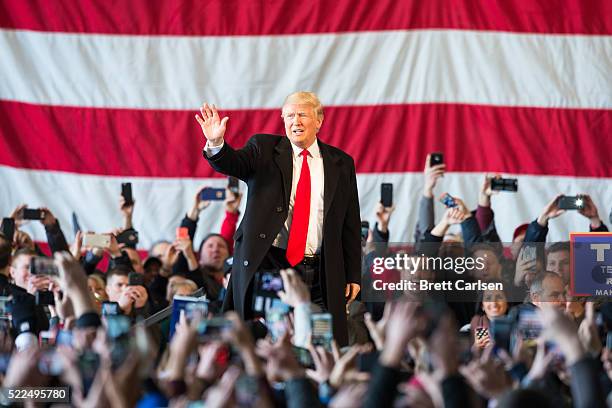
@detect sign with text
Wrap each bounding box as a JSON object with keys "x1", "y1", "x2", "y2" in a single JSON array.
[{"x1": 570, "y1": 233, "x2": 612, "y2": 297}]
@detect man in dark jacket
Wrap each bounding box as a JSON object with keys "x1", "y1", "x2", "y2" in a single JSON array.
[{"x1": 196, "y1": 92, "x2": 361, "y2": 345}]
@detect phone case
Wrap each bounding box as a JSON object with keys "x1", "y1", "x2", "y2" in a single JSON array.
[{"x1": 83, "y1": 233, "x2": 111, "y2": 248}]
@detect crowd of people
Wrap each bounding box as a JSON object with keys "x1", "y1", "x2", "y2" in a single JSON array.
[{"x1": 0, "y1": 153, "x2": 610, "y2": 407}]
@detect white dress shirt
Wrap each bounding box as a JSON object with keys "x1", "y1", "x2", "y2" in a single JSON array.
[{"x1": 204, "y1": 138, "x2": 324, "y2": 255}]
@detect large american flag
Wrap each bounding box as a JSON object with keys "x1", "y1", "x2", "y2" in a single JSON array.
[{"x1": 1, "y1": 0, "x2": 610, "y2": 250}]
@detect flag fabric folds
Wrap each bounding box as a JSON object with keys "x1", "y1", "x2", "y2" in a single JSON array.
[{"x1": 1, "y1": 0, "x2": 611, "y2": 248}]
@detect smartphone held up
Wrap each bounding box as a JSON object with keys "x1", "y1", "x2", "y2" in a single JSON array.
[
  {"x1": 557, "y1": 195, "x2": 585, "y2": 210},
  {"x1": 121, "y1": 182, "x2": 134, "y2": 206}
]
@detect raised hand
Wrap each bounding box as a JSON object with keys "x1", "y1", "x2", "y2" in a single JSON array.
[
  {"x1": 577, "y1": 194, "x2": 601, "y2": 228},
  {"x1": 459, "y1": 346, "x2": 512, "y2": 399},
  {"x1": 423, "y1": 154, "x2": 445, "y2": 198},
  {"x1": 513, "y1": 249, "x2": 538, "y2": 287},
  {"x1": 537, "y1": 194, "x2": 565, "y2": 227},
  {"x1": 380, "y1": 300, "x2": 423, "y2": 367},
  {"x1": 203, "y1": 366, "x2": 241, "y2": 408},
  {"x1": 173, "y1": 236, "x2": 199, "y2": 271},
  {"x1": 195, "y1": 103, "x2": 228, "y2": 147},
  {"x1": 375, "y1": 202, "x2": 395, "y2": 233},
  {"x1": 9, "y1": 204, "x2": 27, "y2": 228},
  {"x1": 277, "y1": 268, "x2": 310, "y2": 307},
  {"x1": 39, "y1": 207, "x2": 57, "y2": 227},
  {"x1": 54, "y1": 251, "x2": 95, "y2": 316},
  {"x1": 363, "y1": 301, "x2": 393, "y2": 350},
  {"x1": 306, "y1": 344, "x2": 335, "y2": 384},
  {"x1": 119, "y1": 196, "x2": 135, "y2": 229},
  {"x1": 224, "y1": 189, "x2": 242, "y2": 214},
  {"x1": 445, "y1": 206, "x2": 468, "y2": 225},
  {"x1": 13, "y1": 230, "x2": 35, "y2": 251},
  {"x1": 70, "y1": 230, "x2": 83, "y2": 260},
  {"x1": 524, "y1": 339, "x2": 555, "y2": 383},
  {"x1": 196, "y1": 341, "x2": 225, "y2": 383},
  {"x1": 328, "y1": 343, "x2": 372, "y2": 388},
  {"x1": 107, "y1": 233, "x2": 122, "y2": 258},
  {"x1": 539, "y1": 306, "x2": 584, "y2": 366},
  {"x1": 479, "y1": 174, "x2": 500, "y2": 207},
  {"x1": 330, "y1": 383, "x2": 369, "y2": 408},
  {"x1": 127, "y1": 285, "x2": 148, "y2": 309},
  {"x1": 577, "y1": 301, "x2": 602, "y2": 355},
  {"x1": 188, "y1": 186, "x2": 211, "y2": 220},
  {"x1": 160, "y1": 244, "x2": 179, "y2": 276},
  {"x1": 255, "y1": 333, "x2": 304, "y2": 382}
]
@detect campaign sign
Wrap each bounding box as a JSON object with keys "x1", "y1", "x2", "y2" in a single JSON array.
[{"x1": 570, "y1": 233, "x2": 612, "y2": 297}]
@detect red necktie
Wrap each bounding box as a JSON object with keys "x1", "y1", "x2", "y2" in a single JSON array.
[{"x1": 286, "y1": 150, "x2": 311, "y2": 266}]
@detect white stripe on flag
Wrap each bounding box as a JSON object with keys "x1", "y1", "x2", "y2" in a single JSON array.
[
  {"x1": 2, "y1": 165, "x2": 610, "y2": 248},
  {"x1": 0, "y1": 29, "x2": 610, "y2": 110}
]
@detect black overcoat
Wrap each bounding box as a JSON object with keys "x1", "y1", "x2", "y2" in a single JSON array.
[{"x1": 204, "y1": 134, "x2": 361, "y2": 345}]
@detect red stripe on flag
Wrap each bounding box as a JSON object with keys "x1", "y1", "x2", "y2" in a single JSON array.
[
  {"x1": 1, "y1": 0, "x2": 610, "y2": 36},
  {"x1": 0, "y1": 100, "x2": 610, "y2": 178}
]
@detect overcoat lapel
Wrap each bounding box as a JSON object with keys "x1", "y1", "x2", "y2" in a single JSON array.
[
  {"x1": 274, "y1": 137, "x2": 293, "y2": 209},
  {"x1": 320, "y1": 141, "x2": 341, "y2": 222}
]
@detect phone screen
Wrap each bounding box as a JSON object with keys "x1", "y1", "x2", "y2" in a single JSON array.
[
  {"x1": 128, "y1": 272, "x2": 144, "y2": 286},
  {"x1": 475, "y1": 327, "x2": 489, "y2": 340},
  {"x1": 0, "y1": 298, "x2": 10, "y2": 319},
  {"x1": 105, "y1": 315, "x2": 131, "y2": 339},
  {"x1": 23, "y1": 208, "x2": 44, "y2": 220},
  {"x1": 439, "y1": 193, "x2": 457, "y2": 208},
  {"x1": 102, "y1": 301, "x2": 120, "y2": 316},
  {"x1": 518, "y1": 309, "x2": 542, "y2": 341},
  {"x1": 116, "y1": 229, "x2": 138, "y2": 246},
  {"x1": 176, "y1": 227, "x2": 189, "y2": 240},
  {"x1": 381, "y1": 183, "x2": 393, "y2": 207},
  {"x1": 490, "y1": 317, "x2": 513, "y2": 352},
  {"x1": 490, "y1": 178, "x2": 518, "y2": 192},
  {"x1": 169, "y1": 296, "x2": 209, "y2": 339},
  {"x1": 30, "y1": 257, "x2": 59, "y2": 276},
  {"x1": 607, "y1": 332, "x2": 612, "y2": 349},
  {"x1": 265, "y1": 305, "x2": 289, "y2": 342},
  {"x1": 558, "y1": 196, "x2": 584, "y2": 210},
  {"x1": 197, "y1": 317, "x2": 233, "y2": 342},
  {"x1": 83, "y1": 233, "x2": 111, "y2": 248},
  {"x1": 521, "y1": 244, "x2": 537, "y2": 263},
  {"x1": 260, "y1": 271, "x2": 283, "y2": 292},
  {"x1": 200, "y1": 188, "x2": 226, "y2": 201},
  {"x1": 121, "y1": 182, "x2": 133, "y2": 205},
  {"x1": 311, "y1": 313, "x2": 333, "y2": 350},
  {"x1": 0, "y1": 218, "x2": 15, "y2": 241},
  {"x1": 360, "y1": 221, "x2": 369, "y2": 240},
  {"x1": 430, "y1": 152, "x2": 443, "y2": 165},
  {"x1": 228, "y1": 177, "x2": 239, "y2": 194}
]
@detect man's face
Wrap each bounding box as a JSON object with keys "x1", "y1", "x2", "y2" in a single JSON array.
[
  {"x1": 199, "y1": 236, "x2": 229, "y2": 271},
  {"x1": 10, "y1": 254, "x2": 32, "y2": 289},
  {"x1": 546, "y1": 250, "x2": 570, "y2": 283},
  {"x1": 473, "y1": 249, "x2": 501, "y2": 280},
  {"x1": 106, "y1": 274, "x2": 129, "y2": 302},
  {"x1": 532, "y1": 275, "x2": 565, "y2": 309},
  {"x1": 282, "y1": 103, "x2": 322, "y2": 149}
]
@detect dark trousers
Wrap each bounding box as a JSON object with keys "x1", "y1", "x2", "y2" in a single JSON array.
[{"x1": 259, "y1": 246, "x2": 325, "y2": 310}]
